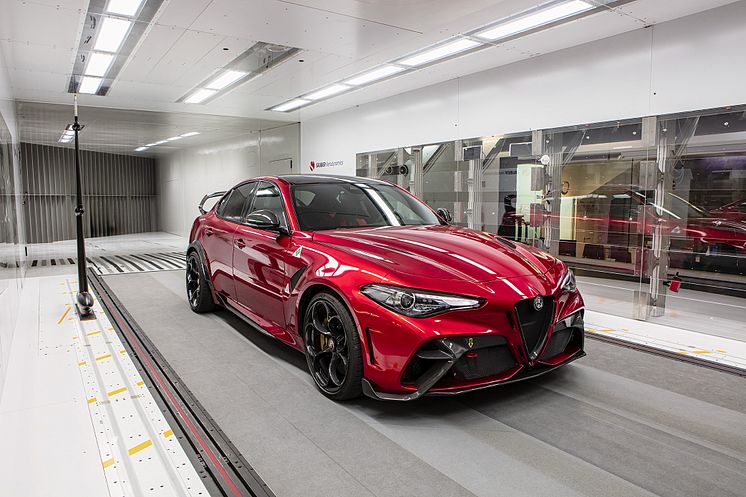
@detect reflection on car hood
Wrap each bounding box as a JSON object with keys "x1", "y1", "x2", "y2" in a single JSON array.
[{"x1": 312, "y1": 225, "x2": 557, "y2": 282}]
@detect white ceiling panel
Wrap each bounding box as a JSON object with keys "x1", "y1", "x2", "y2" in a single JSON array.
[
  {"x1": 153, "y1": 0, "x2": 213, "y2": 28},
  {"x1": 144, "y1": 29, "x2": 225, "y2": 85},
  {"x1": 188, "y1": 0, "x2": 410, "y2": 57},
  {"x1": 612, "y1": 0, "x2": 741, "y2": 25},
  {"x1": 117, "y1": 24, "x2": 188, "y2": 81},
  {"x1": 0, "y1": 0, "x2": 82, "y2": 48},
  {"x1": 1, "y1": 0, "x2": 740, "y2": 140}
]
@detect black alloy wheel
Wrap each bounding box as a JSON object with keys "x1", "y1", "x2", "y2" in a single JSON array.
[
  {"x1": 303, "y1": 292, "x2": 363, "y2": 400},
  {"x1": 186, "y1": 252, "x2": 215, "y2": 313}
]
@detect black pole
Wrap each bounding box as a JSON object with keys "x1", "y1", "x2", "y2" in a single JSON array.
[{"x1": 73, "y1": 94, "x2": 94, "y2": 318}]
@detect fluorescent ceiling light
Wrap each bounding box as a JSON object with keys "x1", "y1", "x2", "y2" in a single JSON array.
[
  {"x1": 271, "y1": 98, "x2": 310, "y2": 112},
  {"x1": 166, "y1": 136, "x2": 182, "y2": 141},
  {"x1": 78, "y1": 76, "x2": 103, "y2": 94},
  {"x1": 106, "y1": 0, "x2": 145, "y2": 17},
  {"x1": 476, "y1": 0, "x2": 593, "y2": 41},
  {"x1": 305, "y1": 84, "x2": 350, "y2": 100},
  {"x1": 180, "y1": 131, "x2": 200, "y2": 137},
  {"x1": 344, "y1": 65, "x2": 406, "y2": 86},
  {"x1": 184, "y1": 88, "x2": 217, "y2": 104},
  {"x1": 145, "y1": 142, "x2": 157, "y2": 146},
  {"x1": 85, "y1": 52, "x2": 114, "y2": 77},
  {"x1": 94, "y1": 17, "x2": 132, "y2": 52},
  {"x1": 134, "y1": 146, "x2": 148, "y2": 152},
  {"x1": 399, "y1": 38, "x2": 481, "y2": 67},
  {"x1": 205, "y1": 70, "x2": 248, "y2": 90},
  {"x1": 154, "y1": 140, "x2": 168, "y2": 145}
]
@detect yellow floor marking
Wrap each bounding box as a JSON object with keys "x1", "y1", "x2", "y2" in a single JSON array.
[
  {"x1": 127, "y1": 439, "x2": 153, "y2": 456},
  {"x1": 102, "y1": 458, "x2": 115, "y2": 468},
  {"x1": 677, "y1": 351, "x2": 690, "y2": 355},
  {"x1": 57, "y1": 306, "x2": 71, "y2": 325},
  {"x1": 107, "y1": 387, "x2": 128, "y2": 397},
  {"x1": 95, "y1": 354, "x2": 112, "y2": 361},
  {"x1": 106, "y1": 327, "x2": 114, "y2": 331},
  {"x1": 86, "y1": 330, "x2": 102, "y2": 336},
  {"x1": 72, "y1": 336, "x2": 79, "y2": 340},
  {"x1": 87, "y1": 397, "x2": 97, "y2": 404},
  {"x1": 78, "y1": 361, "x2": 87, "y2": 366},
  {"x1": 136, "y1": 381, "x2": 145, "y2": 387},
  {"x1": 692, "y1": 350, "x2": 713, "y2": 355},
  {"x1": 716, "y1": 348, "x2": 727, "y2": 353},
  {"x1": 163, "y1": 429, "x2": 174, "y2": 438},
  {"x1": 119, "y1": 349, "x2": 127, "y2": 354}
]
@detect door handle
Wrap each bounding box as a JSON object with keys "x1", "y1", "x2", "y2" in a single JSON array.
[
  {"x1": 205, "y1": 227, "x2": 214, "y2": 237},
  {"x1": 235, "y1": 238, "x2": 246, "y2": 249}
]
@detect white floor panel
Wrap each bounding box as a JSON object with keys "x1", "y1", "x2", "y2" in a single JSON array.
[
  {"x1": 0, "y1": 275, "x2": 209, "y2": 497},
  {"x1": 585, "y1": 310, "x2": 746, "y2": 370}
]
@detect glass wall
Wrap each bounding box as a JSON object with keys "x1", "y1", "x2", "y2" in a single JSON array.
[{"x1": 356, "y1": 105, "x2": 746, "y2": 340}]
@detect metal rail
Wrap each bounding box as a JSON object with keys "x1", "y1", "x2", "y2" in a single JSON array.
[
  {"x1": 88, "y1": 269, "x2": 275, "y2": 497},
  {"x1": 585, "y1": 332, "x2": 746, "y2": 377}
]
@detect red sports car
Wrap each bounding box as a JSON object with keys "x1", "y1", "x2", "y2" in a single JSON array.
[{"x1": 187, "y1": 175, "x2": 585, "y2": 401}]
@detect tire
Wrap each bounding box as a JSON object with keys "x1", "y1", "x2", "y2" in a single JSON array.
[
  {"x1": 302, "y1": 291, "x2": 363, "y2": 400},
  {"x1": 186, "y1": 251, "x2": 216, "y2": 313}
]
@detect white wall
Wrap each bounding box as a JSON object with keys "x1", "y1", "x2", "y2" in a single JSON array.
[
  {"x1": 157, "y1": 123, "x2": 300, "y2": 238},
  {"x1": 300, "y1": 1, "x2": 746, "y2": 176},
  {"x1": 0, "y1": 44, "x2": 23, "y2": 401}
]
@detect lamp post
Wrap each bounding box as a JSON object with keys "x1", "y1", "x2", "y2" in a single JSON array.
[{"x1": 72, "y1": 94, "x2": 94, "y2": 319}]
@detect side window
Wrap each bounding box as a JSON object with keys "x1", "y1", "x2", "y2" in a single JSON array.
[
  {"x1": 217, "y1": 183, "x2": 255, "y2": 222},
  {"x1": 249, "y1": 181, "x2": 287, "y2": 228}
]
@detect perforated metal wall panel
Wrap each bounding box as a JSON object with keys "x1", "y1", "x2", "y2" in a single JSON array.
[{"x1": 20, "y1": 142, "x2": 156, "y2": 242}]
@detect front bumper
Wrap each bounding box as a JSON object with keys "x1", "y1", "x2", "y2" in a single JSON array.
[{"x1": 361, "y1": 309, "x2": 585, "y2": 401}]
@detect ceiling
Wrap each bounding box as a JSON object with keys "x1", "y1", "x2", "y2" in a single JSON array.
[
  {"x1": 1, "y1": 0, "x2": 741, "y2": 135},
  {"x1": 16, "y1": 101, "x2": 286, "y2": 155}
]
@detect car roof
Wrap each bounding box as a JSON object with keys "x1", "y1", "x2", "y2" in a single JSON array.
[{"x1": 276, "y1": 174, "x2": 389, "y2": 186}]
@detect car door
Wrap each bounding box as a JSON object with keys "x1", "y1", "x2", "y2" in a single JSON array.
[
  {"x1": 203, "y1": 182, "x2": 255, "y2": 299},
  {"x1": 232, "y1": 181, "x2": 292, "y2": 333}
]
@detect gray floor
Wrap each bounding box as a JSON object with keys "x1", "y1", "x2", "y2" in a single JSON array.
[{"x1": 103, "y1": 270, "x2": 746, "y2": 497}]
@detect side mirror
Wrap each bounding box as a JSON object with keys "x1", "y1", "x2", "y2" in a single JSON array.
[
  {"x1": 436, "y1": 207, "x2": 452, "y2": 223},
  {"x1": 246, "y1": 209, "x2": 281, "y2": 230}
]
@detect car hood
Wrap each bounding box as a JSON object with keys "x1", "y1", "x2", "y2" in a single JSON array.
[{"x1": 312, "y1": 225, "x2": 557, "y2": 282}]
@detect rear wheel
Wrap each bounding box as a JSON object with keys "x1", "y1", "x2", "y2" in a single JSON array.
[
  {"x1": 186, "y1": 252, "x2": 216, "y2": 313},
  {"x1": 303, "y1": 292, "x2": 363, "y2": 400}
]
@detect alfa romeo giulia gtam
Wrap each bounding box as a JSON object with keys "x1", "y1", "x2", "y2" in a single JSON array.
[{"x1": 187, "y1": 175, "x2": 585, "y2": 400}]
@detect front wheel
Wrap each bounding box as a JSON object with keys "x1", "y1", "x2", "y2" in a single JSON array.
[
  {"x1": 186, "y1": 252, "x2": 216, "y2": 313},
  {"x1": 303, "y1": 292, "x2": 363, "y2": 400}
]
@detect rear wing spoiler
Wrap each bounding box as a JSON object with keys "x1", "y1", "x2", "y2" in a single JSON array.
[{"x1": 198, "y1": 191, "x2": 227, "y2": 214}]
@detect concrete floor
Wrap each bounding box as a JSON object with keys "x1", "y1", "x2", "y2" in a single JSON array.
[{"x1": 103, "y1": 269, "x2": 746, "y2": 497}]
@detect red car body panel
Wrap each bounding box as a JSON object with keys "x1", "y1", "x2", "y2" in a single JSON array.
[{"x1": 190, "y1": 176, "x2": 585, "y2": 399}]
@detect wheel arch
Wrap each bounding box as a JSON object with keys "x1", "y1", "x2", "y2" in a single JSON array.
[
  {"x1": 187, "y1": 240, "x2": 216, "y2": 295},
  {"x1": 296, "y1": 282, "x2": 369, "y2": 362}
]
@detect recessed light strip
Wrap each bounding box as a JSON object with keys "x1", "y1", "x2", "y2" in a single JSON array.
[
  {"x1": 178, "y1": 41, "x2": 301, "y2": 105},
  {"x1": 475, "y1": 0, "x2": 594, "y2": 41},
  {"x1": 134, "y1": 132, "x2": 200, "y2": 151},
  {"x1": 267, "y1": 0, "x2": 623, "y2": 111},
  {"x1": 68, "y1": 0, "x2": 166, "y2": 96}
]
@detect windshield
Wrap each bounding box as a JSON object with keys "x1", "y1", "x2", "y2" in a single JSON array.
[{"x1": 291, "y1": 181, "x2": 441, "y2": 231}]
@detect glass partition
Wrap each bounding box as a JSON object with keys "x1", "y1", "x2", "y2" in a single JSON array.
[{"x1": 356, "y1": 104, "x2": 746, "y2": 340}]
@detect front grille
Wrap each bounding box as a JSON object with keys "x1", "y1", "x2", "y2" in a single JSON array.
[
  {"x1": 539, "y1": 327, "x2": 574, "y2": 360},
  {"x1": 515, "y1": 296, "x2": 555, "y2": 359}
]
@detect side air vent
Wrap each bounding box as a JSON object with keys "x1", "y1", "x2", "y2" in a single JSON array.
[{"x1": 514, "y1": 296, "x2": 555, "y2": 360}]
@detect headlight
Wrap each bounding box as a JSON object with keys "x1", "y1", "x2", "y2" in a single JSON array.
[
  {"x1": 360, "y1": 284, "x2": 483, "y2": 318},
  {"x1": 561, "y1": 269, "x2": 577, "y2": 293}
]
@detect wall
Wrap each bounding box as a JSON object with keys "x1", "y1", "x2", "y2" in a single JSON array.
[
  {"x1": 20, "y1": 143, "x2": 157, "y2": 243},
  {"x1": 300, "y1": 1, "x2": 746, "y2": 176},
  {"x1": 0, "y1": 45, "x2": 23, "y2": 400},
  {"x1": 157, "y1": 123, "x2": 300, "y2": 238}
]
